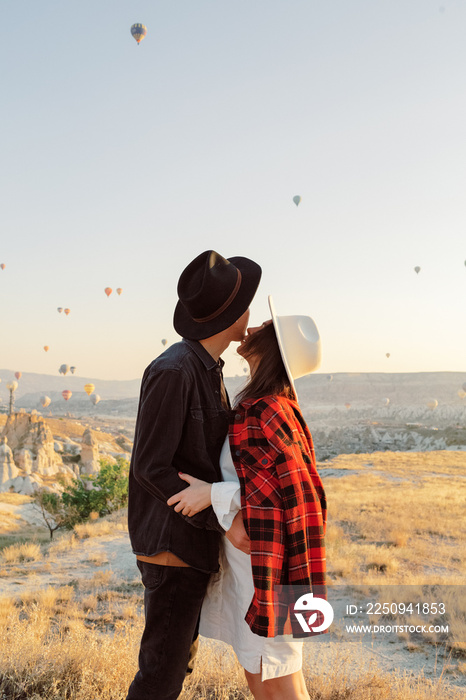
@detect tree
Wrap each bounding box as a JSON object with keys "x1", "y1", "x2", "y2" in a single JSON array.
[{"x1": 34, "y1": 489, "x2": 80, "y2": 540}]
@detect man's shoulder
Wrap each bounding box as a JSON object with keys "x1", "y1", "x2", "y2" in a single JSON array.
[{"x1": 143, "y1": 340, "x2": 208, "y2": 380}]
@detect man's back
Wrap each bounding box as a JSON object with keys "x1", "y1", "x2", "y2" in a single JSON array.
[{"x1": 128, "y1": 338, "x2": 229, "y2": 572}]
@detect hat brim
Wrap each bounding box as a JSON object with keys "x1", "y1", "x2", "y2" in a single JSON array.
[
  {"x1": 268, "y1": 295, "x2": 298, "y2": 399},
  {"x1": 174, "y1": 256, "x2": 262, "y2": 340}
]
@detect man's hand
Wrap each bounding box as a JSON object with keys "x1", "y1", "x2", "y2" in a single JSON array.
[{"x1": 225, "y1": 510, "x2": 250, "y2": 555}]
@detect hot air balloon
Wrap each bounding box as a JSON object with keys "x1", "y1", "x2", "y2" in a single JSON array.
[
  {"x1": 62, "y1": 390, "x2": 72, "y2": 401},
  {"x1": 116, "y1": 288, "x2": 123, "y2": 296},
  {"x1": 426, "y1": 399, "x2": 438, "y2": 410},
  {"x1": 292, "y1": 195, "x2": 301, "y2": 206},
  {"x1": 414, "y1": 266, "x2": 421, "y2": 274},
  {"x1": 40, "y1": 395, "x2": 51, "y2": 408},
  {"x1": 70, "y1": 366, "x2": 76, "y2": 374},
  {"x1": 344, "y1": 402, "x2": 351, "y2": 409},
  {"x1": 327, "y1": 375, "x2": 333, "y2": 382},
  {"x1": 14, "y1": 372, "x2": 21, "y2": 380},
  {"x1": 104, "y1": 287, "x2": 112, "y2": 297},
  {"x1": 57, "y1": 307, "x2": 63, "y2": 313},
  {"x1": 0, "y1": 264, "x2": 5, "y2": 270},
  {"x1": 64, "y1": 308, "x2": 70, "y2": 315},
  {"x1": 462, "y1": 382, "x2": 466, "y2": 392},
  {"x1": 386, "y1": 353, "x2": 391, "y2": 358},
  {"x1": 59, "y1": 364, "x2": 70, "y2": 375},
  {"x1": 161, "y1": 339, "x2": 168, "y2": 347},
  {"x1": 90, "y1": 393, "x2": 101, "y2": 405},
  {"x1": 131, "y1": 23, "x2": 147, "y2": 44},
  {"x1": 458, "y1": 389, "x2": 466, "y2": 399},
  {"x1": 84, "y1": 383, "x2": 95, "y2": 396},
  {"x1": 382, "y1": 398, "x2": 390, "y2": 406},
  {"x1": 6, "y1": 381, "x2": 18, "y2": 392},
  {"x1": 43, "y1": 346, "x2": 49, "y2": 352}
]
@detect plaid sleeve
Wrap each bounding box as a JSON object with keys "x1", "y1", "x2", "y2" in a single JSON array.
[
  {"x1": 232, "y1": 397, "x2": 327, "y2": 637},
  {"x1": 253, "y1": 399, "x2": 326, "y2": 585}
]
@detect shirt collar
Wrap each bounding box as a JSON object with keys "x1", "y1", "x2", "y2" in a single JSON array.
[{"x1": 183, "y1": 338, "x2": 225, "y2": 372}]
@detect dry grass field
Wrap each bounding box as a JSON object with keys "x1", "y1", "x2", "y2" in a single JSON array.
[
  {"x1": 324, "y1": 450, "x2": 465, "y2": 585},
  {"x1": 0, "y1": 450, "x2": 465, "y2": 698}
]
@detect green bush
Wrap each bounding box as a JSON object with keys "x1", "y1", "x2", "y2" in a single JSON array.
[{"x1": 61, "y1": 457, "x2": 129, "y2": 522}]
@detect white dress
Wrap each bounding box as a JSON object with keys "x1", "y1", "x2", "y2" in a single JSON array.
[{"x1": 199, "y1": 436, "x2": 303, "y2": 682}]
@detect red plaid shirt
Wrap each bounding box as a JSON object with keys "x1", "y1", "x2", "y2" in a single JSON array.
[{"x1": 229, "y1": 394, "x2": 327, "y2": 638}]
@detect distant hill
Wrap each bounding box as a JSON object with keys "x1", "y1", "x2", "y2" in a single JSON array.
[
  {"x1": 1, "y1": 369, "x2": 464, "y2": 418},
  {"x1": 293, "y1": 371, "x2": 466, "y2": 408},
  {"x1": 0, "y1": 370, "x2": 141, "y2": 401}
]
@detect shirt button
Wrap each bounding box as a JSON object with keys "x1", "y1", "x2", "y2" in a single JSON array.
[
  {"x1": 235, "y1": 414, "x2": 241, "y2": 420},
  {"x1": 261, "y1": 458, "x2": 268, "y2": 465},
  {"x1": 235, "y1": 450, "x2": 241, "y2": 457}
]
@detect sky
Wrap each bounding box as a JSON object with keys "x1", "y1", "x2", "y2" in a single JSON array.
[{"x1": 0, "y1": 0, "x2": 465, "y2": 382}]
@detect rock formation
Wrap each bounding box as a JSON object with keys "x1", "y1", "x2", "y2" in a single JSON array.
[
  {"x1": 2, "y1": 413, "x2": 64, "y2": 476},
  {"x1": 80, "y1": 427, "x2": 100, "y2": 475},
  {"x1": 0, "y1": 437, "x2": 19, "y2": 490}
]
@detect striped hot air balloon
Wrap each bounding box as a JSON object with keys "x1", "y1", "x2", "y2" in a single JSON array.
[
  {"x1": 116, "y1": 288, "x2": 123, "y2": 295},
  {"x1": 62, "y1": 390, "x2": 72, "y2": 401},
  {"x1": 64, "y1": 308, "x2": 71, "y2": 315},
  {"x1": 84, "y1": 383, "x2": 95, "y2": 396},
  {"x1": 131, "y1": 23, "x2": 147, "y2": 44}
]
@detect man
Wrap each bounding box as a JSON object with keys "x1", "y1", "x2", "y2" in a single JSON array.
[{"x1": 126, "y1": 250, "x2": 262, "y2": 700}]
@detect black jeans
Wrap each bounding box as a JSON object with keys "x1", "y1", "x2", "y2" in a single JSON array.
[{"x1": 126, "y1": 561, "x2": 211, "y2": 700}]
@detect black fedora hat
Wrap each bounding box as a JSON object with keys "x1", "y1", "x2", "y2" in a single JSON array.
[{"x1": 174, "y1": 250, "x2": 262, "y2": 340}]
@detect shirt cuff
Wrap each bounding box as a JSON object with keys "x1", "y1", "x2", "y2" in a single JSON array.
[{"x1": 211, "y1": 481, "x2": 241, "y2": 531}]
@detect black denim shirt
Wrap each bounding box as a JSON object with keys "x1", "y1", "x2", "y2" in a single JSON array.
[{"x1": 127, "y1": 339, "x2": 230, "y2": 573}]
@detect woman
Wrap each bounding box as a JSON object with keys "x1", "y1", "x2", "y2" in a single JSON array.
[{"x1": 167, "y1": 296, "x2": 327, "y2": 700}]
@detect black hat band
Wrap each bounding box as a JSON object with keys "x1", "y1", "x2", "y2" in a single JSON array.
[{"x1": 192, "y1": 269, "x2": 242, "y2": 323}]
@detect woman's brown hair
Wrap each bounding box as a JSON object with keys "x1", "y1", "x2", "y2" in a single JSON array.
[{"x1": 235, "y1": 322, "x2": 295, "y2": 406}]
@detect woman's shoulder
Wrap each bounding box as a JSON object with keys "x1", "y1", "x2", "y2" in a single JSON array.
[{"x1": 240, "y1": 394, "x2": 299, "y2": 420}]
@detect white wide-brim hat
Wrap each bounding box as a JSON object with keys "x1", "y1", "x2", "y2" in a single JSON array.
[{"x1": 268, "y1": 295, "x2": 322, "y2": 399}]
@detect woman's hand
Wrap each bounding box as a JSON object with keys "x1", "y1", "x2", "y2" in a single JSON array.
[{"x1": 167, "y1": 473, "x2": 213, "y2": 516}]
